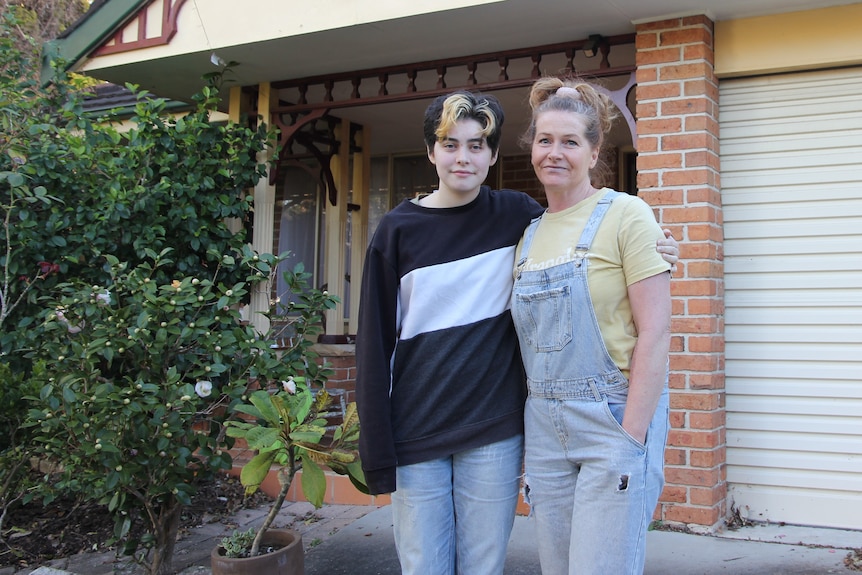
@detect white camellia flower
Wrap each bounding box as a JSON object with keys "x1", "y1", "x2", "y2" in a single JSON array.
[
  {"x1": 195, "y1": 380, "x2": 213, "y2": 398},
  {"x1": 282, "y1": 378, "x2": 297, "y2": 394},
  {"x1": 56, "y1": 308, "x2": 83, "y2": 334},
  {"x1": 96, "y1": 290, "x2": 111, "y2": 306}
]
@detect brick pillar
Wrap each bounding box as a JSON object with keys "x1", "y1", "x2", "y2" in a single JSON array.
[{"x1": 635, "y1": 15, "x2": 726, "y2": 531}]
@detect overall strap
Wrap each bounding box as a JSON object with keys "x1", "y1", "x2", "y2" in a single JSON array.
[
  {"x1": 516, "y1": 215, "x2": 543, "y2": 272},
  {"x1": 576, "y1": 189, "x2": 622, "y2": 251}
]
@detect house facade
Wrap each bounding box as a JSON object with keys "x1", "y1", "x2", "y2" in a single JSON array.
[{"x1": 45, "y1": 0, "x2": 862, "y2": 532}]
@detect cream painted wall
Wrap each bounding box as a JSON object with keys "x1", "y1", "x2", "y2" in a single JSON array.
[
  {"x1": 716, "y1": 4, "x2": 862, "y2": 78},
  {"x1": 81, "y1": 0, "x2": 502, "y2": 70}
]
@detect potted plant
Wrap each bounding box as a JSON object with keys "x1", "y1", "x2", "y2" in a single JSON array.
[
  {"x1": 213, "y1": 384, "x2": 365, "y2": 574},
  {"x1": 210, "y1": 265, "x2": 367, "y2": 574}
]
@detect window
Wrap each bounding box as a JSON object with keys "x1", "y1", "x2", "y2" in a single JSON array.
[
  {"x1": 368, "y1": 154, "x2": 438, "y2": 241},
  {"x1": 276, "y1": 164, "x2": 324, "y2": 315}
]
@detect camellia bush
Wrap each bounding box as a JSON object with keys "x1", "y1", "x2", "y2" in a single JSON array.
[
  {"x1": 25, "y1": 249, "x2": 337, "y2": 575},
  {"x1": 1, "y1": 13, "x2": 348, "y2": 575}
]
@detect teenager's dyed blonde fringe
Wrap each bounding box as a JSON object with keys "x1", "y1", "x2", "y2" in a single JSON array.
[{"x1": 436, "y1": 93, "x2": 499, "y2": 142}]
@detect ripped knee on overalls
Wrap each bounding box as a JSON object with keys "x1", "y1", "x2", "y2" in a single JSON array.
[
  {"x1": 617, "y1": 473, "x2": 630, "y2": 491},
  {"x1": 522, "y1": 475, "x2": 534, "y2": 517}
]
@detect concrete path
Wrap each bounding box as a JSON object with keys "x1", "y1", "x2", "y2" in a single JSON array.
[
  {"x1": 9, "y1": 503, "x2": 859, "y2": 574},
  {"x1": 304, "y1": 505, "x2": 857, "y2": 575}
]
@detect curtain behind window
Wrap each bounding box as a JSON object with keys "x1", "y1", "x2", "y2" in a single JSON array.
[{"x1": 276, "y1": 165, "x2": 322, "y2": 317}]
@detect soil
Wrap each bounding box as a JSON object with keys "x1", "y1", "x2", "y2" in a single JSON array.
[{"x1": 0, "y1": 474, "x2": 272, "y2": 572}]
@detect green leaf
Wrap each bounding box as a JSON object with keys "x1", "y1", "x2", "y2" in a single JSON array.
[
  {"x1": 108, "y1": 491, "x2": 120, "y2": 512},
  {"x1": 175, "y1": 489, "x2": 192, "y2": 505},
  {"x1": 7, "y1": 172, "x2": 24, "y2": 187},
  {"x1": 115, "y1": 516, "x2": 132, "y2": 539},
  {"x1": 232, "y1": 403, "x2": 264, "y2": 420},
  {"x1": 346, "y1": 461, "x2": 369, "y2": 494},
  {"x1": 289, "y1": 430, "x2": 324, "y2": 443},
  {"x1": 248, "y1": 390, "x2": 280, "y2": 425},
  {"x1": 244, "y1": 427, "x2": 280, "y2": 451},
  {"x1": 289, "y1": 390, "x2": 313, "y2": 423},
  {"x1": 240, "y1": 450, "x2": 278, "y2": 491},
  {"x1": 300, "y1": 454, "x2": 325, "y2": 508}
]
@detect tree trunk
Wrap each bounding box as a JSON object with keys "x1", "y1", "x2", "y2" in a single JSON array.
[
  {"x1": 250, "y1": 466, "x2": 296, "y2": 556},
  {"x1": 148, "y1": 496, "x2": 183, "y2": 575}
]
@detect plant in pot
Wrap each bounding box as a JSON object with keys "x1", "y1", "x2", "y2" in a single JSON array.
[{"x1": 211, "y1": 266, "x2": 367, "y2": 575}]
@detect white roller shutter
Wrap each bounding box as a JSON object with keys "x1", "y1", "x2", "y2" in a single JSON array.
[{"x1": 720, "y1": 67, "x2": 862, "y2": 530}]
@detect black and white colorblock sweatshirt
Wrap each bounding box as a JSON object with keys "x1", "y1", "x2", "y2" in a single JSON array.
[{"x1": 356, "y1": 186, "x2": 544, "y2": 495}]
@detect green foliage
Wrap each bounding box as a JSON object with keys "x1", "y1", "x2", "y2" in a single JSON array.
[
  {"x1": 1, "y1": 15, "x2": 307, "y2": 575},
  {"x1": 0, "y1": 359, "x2": 41, "y2": 452},
  {"x1": 1, "y1": 17, "x2": 270, "y2": 364},
  {"x1": 23, "y1": 248, "x2": 296, "y2": 571},
  {"x1": 1, "y1": 12, "x2": 67, "y2": 338},
  {"x1": 0, "y1": 361, "x2": 43, "y2": 541}
]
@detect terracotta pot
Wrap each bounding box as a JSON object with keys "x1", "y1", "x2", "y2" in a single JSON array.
[{"x1": 211, "y1": 528, "x2": 304, "y2": 575}]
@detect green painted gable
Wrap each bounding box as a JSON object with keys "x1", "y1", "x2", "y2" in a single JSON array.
[{"x1": 41, "y1": 0, "x2": 151, "y2": 86}]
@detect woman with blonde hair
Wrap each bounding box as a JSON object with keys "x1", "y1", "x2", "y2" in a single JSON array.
[{"x1": 511, "y1": 77, "x2": 672, "y2": 574}]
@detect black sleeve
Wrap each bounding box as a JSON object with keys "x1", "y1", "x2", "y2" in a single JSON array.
[
  {"x1": 525, "y1": 193, "x2": 544, "y2": 219},
  {"x1": 355, "y1": 241, "x2": 400, "y2": 495}
]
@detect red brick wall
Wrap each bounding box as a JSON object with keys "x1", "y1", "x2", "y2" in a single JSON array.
[
  {"x1": 501, "y1": 153, "x2": 544, "y2": 203},
  {"x1": 316, "y1": 348, "x2": 357, "y2": 404},
  {"x1": 636, "y1": 14, "x2": 726, "y2": 530},
  {"x1": 501, "y1": 147, "x2": 620, "y2": 204}
]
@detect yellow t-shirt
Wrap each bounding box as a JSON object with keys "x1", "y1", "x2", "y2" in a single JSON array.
[{"x1": 514, "y1": 189, "x2": 670, "y2": 377}]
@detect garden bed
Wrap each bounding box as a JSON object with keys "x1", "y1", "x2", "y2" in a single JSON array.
[{"x1": 0, "y1": 474, "x2": 270, "y2": 571}]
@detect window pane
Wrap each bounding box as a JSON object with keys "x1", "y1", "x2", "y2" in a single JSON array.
[
  {"x1": 276, "y1": 165, "x2": 321, "y2": 315},
  {"x1": 368, "y1": 157, "x2": 390, "y2": 244},
  {"x1": 367, "y1": 154, "x2": 439, "y2": 242},
  {"x1": 393, "y1": 155, "x2": 437, "y2": 202}
]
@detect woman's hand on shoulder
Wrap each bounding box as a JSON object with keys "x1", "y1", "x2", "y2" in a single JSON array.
[{"x1": 656, "y1": 229, "x2": 679, "y2": 273}]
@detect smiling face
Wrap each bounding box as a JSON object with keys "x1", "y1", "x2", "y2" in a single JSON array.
[
  {"x1": 428, "y1": 118, "x2": 498, "y2": 204},
  {"x1": 530, "y1": 109, "x2": 599, "y2": 194}
]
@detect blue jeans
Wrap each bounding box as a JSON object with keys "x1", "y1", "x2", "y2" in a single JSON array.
[
  {"x1": 523, "y1": 389, "x2": 669, "y2": 575},
  {"x1": 391, "y1": 434, "x2": 524, "y2": 575}
]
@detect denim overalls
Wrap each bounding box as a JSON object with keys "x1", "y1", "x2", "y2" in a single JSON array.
[{"x1": 511, "y1": 190, "x2": 669, "y2": 575}]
